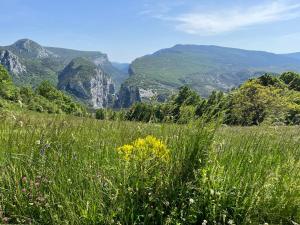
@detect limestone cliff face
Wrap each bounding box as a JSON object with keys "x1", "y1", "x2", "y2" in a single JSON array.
[
  {"x1": 0, "y1": 50, "x2": 26, "y2": 76},
  {"x1": 58, "y1": 57, "x2": 115, "y2": 109},
  {"x1": 114, "y1": 84, "x2": 141, "y2": 108},
  {"x1": 90, "y1": 71, "x2": 115, "y2": 108}
]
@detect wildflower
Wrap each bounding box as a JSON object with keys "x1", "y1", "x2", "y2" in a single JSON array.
[
  {"x1": 21, "y1": 188, "x2": 26, "y2": 193},
  {"x1": 18, "y1": 121, "x2": 23, "y2": 127},
  {"x1": 18, "y1": 100, "x2": 23, "y2": 108},
  {"x1": 228, "y1": 219, "x2": 235, "y2": 225},
  {"x1": 2, "y1": 217, "x2": 9, "y2": 223},
  {"x1": 117, "y1": 135, "x2": 169, "y2": 162},
  {"x1": 117, "y1": 144, "x2": 134, "y2": 160},
  {"x1": 36, "y1": 140, "x2": 41, "y2": 145},
  {"x1": 189, "y1": 198, "x2": 195, "y2": 204},
  {"x1": 202, "y1": 220, "x2": 208, "y2": 225},
  {"x1": 21, "y1": 176, "x2": 27, "y2": 183},
  {"x1": 36, "y1": 196, "x2": 46, "y2": 203}
]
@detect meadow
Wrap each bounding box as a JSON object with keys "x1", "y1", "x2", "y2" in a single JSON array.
[{"x1": 0, "y1": 111, "x2": 299, "y2": 225}]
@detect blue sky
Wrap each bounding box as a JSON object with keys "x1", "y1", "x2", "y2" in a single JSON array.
[{"x1": 1, "y1": 0, "x2": 300, "y2": 62}]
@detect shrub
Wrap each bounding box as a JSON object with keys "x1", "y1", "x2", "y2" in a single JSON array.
[{"x1": 95, "y1": 108, "x2": 105, "y2": 120}]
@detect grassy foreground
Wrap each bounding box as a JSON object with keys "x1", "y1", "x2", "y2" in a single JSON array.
[{"x1": 0, "y1": 112, "x2": 299, "y2": 225}]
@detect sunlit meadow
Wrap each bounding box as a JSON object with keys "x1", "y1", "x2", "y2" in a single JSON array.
[{"x1": 0, "y1": 111, "x2": 299, "y2": 224}]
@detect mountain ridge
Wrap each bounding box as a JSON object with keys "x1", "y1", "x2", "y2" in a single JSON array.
[{"x1": 127, "y1": 44, "x2": 300, "y2": 99}]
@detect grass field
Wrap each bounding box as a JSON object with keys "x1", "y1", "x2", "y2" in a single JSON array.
[{"x1": 0, "y1": 111, "x2": 299, "y2": 224}]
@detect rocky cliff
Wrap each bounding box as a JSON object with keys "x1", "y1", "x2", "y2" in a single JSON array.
[
  {"x1": 0, "y1": 39, "x2": 127, "y2": 109},
  {"x1": 9, "y1": 39, "x2": 58, "y2": 59},
  {"x1": 0, "y1": 50, "x2": 26, "y2": 76},
  {"x1": 114, "y1": 84, "x2": 141, "y2": 108},
  {"x1": 58, "y1": 57, "x2": 115, "y2": 109}
]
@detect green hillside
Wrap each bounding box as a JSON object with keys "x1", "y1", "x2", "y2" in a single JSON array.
[
  {"x1": 46, "y1": 47, "x2": 127, "y2": 87},
  {"x1": 0, "y1": 39, "x2": 63, "y2": 86},
  {"x1": 125, "y1": 72, "x2": 300, "y2": 126},
  {"x1": 0, "y1": 64, "x2": 86, "y2": 115},
  {"x1": 128, "y1": 45, "x2": 300, "y2": 99},
  {"x1": 0, "y1": 39, "x2": 126, "y2": 89}
]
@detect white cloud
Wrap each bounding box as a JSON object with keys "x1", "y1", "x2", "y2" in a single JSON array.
[{"x1": 158, "y1": 0, "x2": 300, "y2": 35}]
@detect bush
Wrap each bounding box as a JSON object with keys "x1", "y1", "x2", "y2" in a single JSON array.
[{"x1": 95, "y1": 108, "x2": 105, "y2": 120}]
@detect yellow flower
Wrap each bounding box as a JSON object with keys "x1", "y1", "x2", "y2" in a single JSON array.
[
  {"x1": 117, "y1": 135, "x2": 169, "y2": 162},
  {"x1": 117, "y1": 144, "x2": 134, "y2": 160}
]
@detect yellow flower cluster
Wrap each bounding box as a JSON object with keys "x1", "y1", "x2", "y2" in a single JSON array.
[{"x1": 117, "y1": 135, "x2": 170, "y2": 162}]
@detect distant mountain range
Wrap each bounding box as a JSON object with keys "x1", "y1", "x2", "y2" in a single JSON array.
[
  {"x1": 127, "y1": 45, "x2": 300, "y2": 99},
  {"x1": 1, "y1": 39, "x2": 300, "y2": 108},
  {"x1": 0, "y1": 39, "x2": 127, "y2": 87},
  {"x1": 0, "y1": 39, "x2": 128, "y2": 108},
  {"x1": 283, "y1": 52, "x2": 300, "y2": 60}
]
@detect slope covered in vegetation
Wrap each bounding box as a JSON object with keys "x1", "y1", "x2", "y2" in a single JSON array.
[
  {"x1": 124, "y1": 72, "x2": 300, "y2": 126},
  {"x1": 0, "y1": 112, "x2": 299, "y2": 224},
  {"x1": 0, "y1": 65, "x2": 86, "y2": 116},
  {"x1": 128, "y1": 45, "x2": 300, "y2": 99}
]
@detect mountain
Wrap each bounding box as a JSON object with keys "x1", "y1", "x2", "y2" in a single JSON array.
[
  {"x1": 127, "y1": 45, "x2": 300, "y2": 99},
  {"x1": 282, "y1": 52, "x2": 300, "y2": 60},
  {"x1": 46, "y1": 47, "x2": 127, "y2": 87},
  {"x1": 112, "y1": 62, "x2": 130, "y2": 74},
  {"x1": 0, "y1": 39, "x2": 126, "y2": 88},
  {"x1": 0, "y1": 39, "x2": 62, "y2": 86},
  {"x1": 0, "y1": 39, "x2": 129, "y2": 108},
  {"x1": 58, "y1": 57, "x2": 115, "y2": 109},
  {"x1": 114, "y1": 83, "x2": 141, "y2": 108}
]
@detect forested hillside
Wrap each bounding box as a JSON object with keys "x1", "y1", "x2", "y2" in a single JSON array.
[
  {"x1": 0, "y1": 65, "x2": 85, "y2": 115},
  {"x1": 124, "y1": 72, "x2": 300, "y2": 125}
]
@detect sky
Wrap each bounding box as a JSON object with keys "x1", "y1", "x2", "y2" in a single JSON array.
[{"x1": 1, "y1": 0, "x2": 300, "y2": 62}]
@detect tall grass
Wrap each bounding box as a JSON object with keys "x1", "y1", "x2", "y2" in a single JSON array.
[{"x1": 0, "y1": 112, "x2": 299, "y2": 224}]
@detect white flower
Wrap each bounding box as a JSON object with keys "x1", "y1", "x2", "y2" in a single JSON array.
[
  {"x1": 202, "y1": 220, "x2": 208, "y2": 225},
  {"x1": 228, "y1": 219, "x2": 235, "y2": 225},
  {"x1": 189, "y1": 198, "x2": 195, "y2": 204}
]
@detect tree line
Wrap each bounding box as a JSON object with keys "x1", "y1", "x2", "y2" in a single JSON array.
[{"x1": 99, "y1": 72, "x2": 300, "y2": 126}]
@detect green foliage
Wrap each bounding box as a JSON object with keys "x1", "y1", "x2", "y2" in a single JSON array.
[
  {"x1": 95, "y1": 108, "x2": 105, "y2": 120},
  {"x1": 280, "y1": 71, "x2": 300, "y2": 91},
  {"x1": 128, "y1": 44, "x2": 300, "y2": 98},
  {"x1": 0, "y1": 65, "x2": 12, "y2": 83},
  {"x1": 226, "y1": 73, "x2": 300, "y2": 125},
  {"x1": 257, "y1": 73, "x2": 284, "y2": 88},
  {"x1": 124, "y1": 72, "x2": 300, "y2": 126},
  {"x1": 0, "y1": 65, "x2": 20, "y2": 101},
  {"x1": 125, "y1": 86, "x2": 225, "y2": 124},
  {"x1": 0, "y1": 113, "x2": 299, "y2": 224},
  {"x1": 0, "y1": 65, "x2": 86, "y2": 116}
]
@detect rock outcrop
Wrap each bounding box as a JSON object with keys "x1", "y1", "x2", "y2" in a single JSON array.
[
  {"x1": 114, "y1": 84, "x2": 141, "y2": 108},
  {"x1": 58, "y1": 57, "x2": 115, "y2": 108},
  {"x1": 10, "y1": 39, "x2": 57, "y2": 59},
  {"x1": 0, "y1": 50, "x2": 26, "y2": 76}
]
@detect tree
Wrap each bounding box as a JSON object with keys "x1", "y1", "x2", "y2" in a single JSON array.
[
  {"x1": 226, "y1": 80, "x2": 288, "y2": 125},
  {"x1": 0, "y1": 65, "x2": 19, "y2": 101},
  {"x1": 95, "y1": 109, "x2": 105, "y2": 120},
  {"x1": 280, "y1": 71, "x2": 300, "y2": 91},
  {"x1": 258, "y1": 73, "x2": 284, "y2": 88}
]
